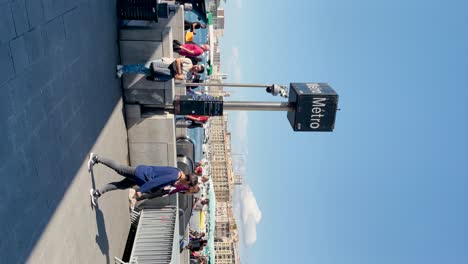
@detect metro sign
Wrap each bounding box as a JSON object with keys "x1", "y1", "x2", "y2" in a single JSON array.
[{"x1": 287, "y1": 83, "x2": 339, "y2": 132}]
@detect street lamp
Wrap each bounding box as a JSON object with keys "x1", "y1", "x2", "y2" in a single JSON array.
[
  {"x1": 181, "y1": 82, "x2": 289, "y2": 98},
  {"x1": 173, "y1": 82, "x2": 340, "y2": 132}
]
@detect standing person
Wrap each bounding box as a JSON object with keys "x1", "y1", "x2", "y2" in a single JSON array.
[
  {"x1": 184, "y1": 20, "x2": 206, "y2": 34},
  {"x1": 189, "y1": 229, "x2": 205, "y2": 240},
  {"x1": 87, "y1": 153, "x2": 199, "y2": 206},
  {"x1": 186, "y1": 115, "x2": 209, "y2": 124},
  {"x1": 175, "y1": 115, "x2": 209, "y2": 129},
  {"x1": 190, "y1": 255, "x2": 208, "y2": 264},
  {"x1": 173, "y1": 40, "x2": 209, "y2": 57},
  {"x1": 194, "y1": 165, "x2": 203, "y2": 176},
  {"x1": 188, "y1": 238, "x2": 208, "y2": 251},
  {"x1": 193, "y1": 198, "x2": 209, "y2": 210},
  {"x1": 116, "y1": 57, "x2": 204, "y2": 80}
]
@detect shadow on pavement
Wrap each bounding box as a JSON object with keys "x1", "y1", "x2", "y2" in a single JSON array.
[
  {"x1": 0, "y1": 0, "x2": 123, "y2": 262},
  {"x1": 90, "y1": 169, "x2": 111, "y2": 264}
]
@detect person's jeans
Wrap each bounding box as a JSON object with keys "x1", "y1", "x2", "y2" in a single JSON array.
[
  {"x1": 120, "y1": 62, "x2": 174, "y2": 81},
  {"x1": 96, "y1": 156, "x2": 138, "y2": 195},
  {"x1": 175, "y1": 116, "x2": 186, "y2": 123},
  {"x1": 120, "y1": 64, "x2": 152, "y2": 76}
]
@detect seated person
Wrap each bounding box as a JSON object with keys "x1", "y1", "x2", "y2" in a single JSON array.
[
  {"x1": 184, "y1": 20, "x2": 206, "y2": 33},
  {"x1": 116, "y1": 57, "x2": 204, "y2": 81}
]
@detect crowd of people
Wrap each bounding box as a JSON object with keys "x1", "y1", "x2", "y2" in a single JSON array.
[
  {"x1": 187, "y1": 228, "x2": 209, "y2": 264},
  {"x1": 116, "y1": 19, "x2": 208, "y2": 85},
  {"x1": 179, "y1": 226, "x2": 209, "y2": 264},
  {"x1": 89, "y1": 20, "x2": 212, "y2": 262}
]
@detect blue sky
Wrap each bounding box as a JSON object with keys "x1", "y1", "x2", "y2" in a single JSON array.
[{"x1": 219, "y1": 0, "x2": 468, "y2": 263}]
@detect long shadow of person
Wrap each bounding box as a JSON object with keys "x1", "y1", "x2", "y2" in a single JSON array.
[{"x1": 90, "y1": 168, "x2": 110, "y2": 264}]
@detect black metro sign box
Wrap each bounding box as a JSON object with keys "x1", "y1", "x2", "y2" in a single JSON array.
[
  {"x1": 174, "y1": 95, "x2": 224, "y2": 116},
  {"x1": 287, "y1": 83, "x2": 339, "y2": 132}
]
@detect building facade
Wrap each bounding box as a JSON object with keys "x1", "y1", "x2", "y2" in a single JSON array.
[{"x1": 207, "y1": 115, "x2": 241, "y2": 263}]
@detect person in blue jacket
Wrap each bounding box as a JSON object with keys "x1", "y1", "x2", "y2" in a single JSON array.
[{"x1": 87, "y1": 153, "x2": 198, "y2": 206}]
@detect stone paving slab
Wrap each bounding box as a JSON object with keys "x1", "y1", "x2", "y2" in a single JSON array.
[
  {"x1": 0, "y1": 0, "x2": 132, "y2": 263},
  {"x1": 27, "y1": 99, "x2": 131, "y2": 264}
]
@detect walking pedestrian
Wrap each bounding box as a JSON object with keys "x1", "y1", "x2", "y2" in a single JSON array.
[{"x1": 88, "y1": 153, "x2": 199, "y2": 206}]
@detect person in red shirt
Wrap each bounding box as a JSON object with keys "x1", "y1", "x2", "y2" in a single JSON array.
[
  {"x1": 175, "y1": 115, "x2": 209, "y2": 128},
  {"x1": 186, "y1": 115, "x2": 209, "y2": 128},
  {"x1": 173, "y1": 40, "x2": 209, "y2": 57},
  {"x1": 179, "y1": 43, "x2": 209, "y2": 57},
  {"x1": 186, "y1": 115, "x2": 209, "y2": 123}
]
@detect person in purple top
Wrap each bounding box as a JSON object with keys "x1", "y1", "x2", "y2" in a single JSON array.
[{"x1": 87, "y1": 153, "x2": 199, "y2": 206}]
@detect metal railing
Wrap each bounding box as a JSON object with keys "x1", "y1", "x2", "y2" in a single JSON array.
[{"x1": 128, "y1": 206, "x2": 177, "y2": 264}]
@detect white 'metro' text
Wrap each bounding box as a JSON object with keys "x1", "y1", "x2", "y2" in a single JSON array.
[
  {"x1": 305, "y1": 84, "x2": 329, "y2": 129},
  {"x1": 310, "y1": 97, "x2": 327, "y2": 129}
]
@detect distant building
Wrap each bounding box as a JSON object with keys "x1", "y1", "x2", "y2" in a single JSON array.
[
  {"x1": 207, "y1": 115, "x2": 241, "y2": 263},
  {"x1": 217, "y1": 8, "x2": 224, "y2": 17},
  {"x1": 213, "y1": 8, "x2": 225, "y2": 30},
  {"x1": 234, "y1": 175, "x2": 243, "y2": 185},
  {"x1": 214, "y1": 242, "x2": 238, "y2": 264},
  {"x1": 209, "y1": 116, "x2": 232, "y2": 202}
]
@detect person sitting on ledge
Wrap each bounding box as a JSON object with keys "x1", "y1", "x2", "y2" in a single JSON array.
[
  {"x1": 184, "y1": 20, "x2": 206, "y2": 34},
  {"x1": 88, "y1": 153, "x2": 199, "y2": 206},
  {"x1": 116, "y1": 57, "x2": 204, "y2": 81}
]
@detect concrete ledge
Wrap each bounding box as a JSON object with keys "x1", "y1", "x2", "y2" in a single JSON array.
[
  {"x1": 125, "y1": 104, "x2": 177, "y2": 167},
  {"x1": 175, "y1": 125, "x2": 188, "y2": 139},
  {"x1": 123, "y1": 81, "x2": 173, "y2": 106},
  {"x1": 140, "y1": 5, "x2": 185, "y2": 43},
  {"x1": 119, "y1": 27, "x2": 163, "y2": 41},
  {"x1": 128, "y1": 142, "x2": 176, "y2": 166},
  {"x1": 120, "y1": 26, "x2": 175, "y2": 106},
  {"x1": 162, "y1": 27, "x2": 174, "y2": 57},
  {"x1": 174, "y1": 83, "x2": 186, "y2": 95},
  {"x1": 120, "y1": 40, "x2": 164, "y2": 64},
  {"x1": 125, "y1": 104, "x2": 141, "y2": 119},
  {"x1": 172, "y1": 6, "x2": 185, "y2": 43}
]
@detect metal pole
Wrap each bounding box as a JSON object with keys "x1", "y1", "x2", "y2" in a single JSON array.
[
  {"x1": 223, "y1": 101, "x2": 294, "y2": 111},
  {"x1": 180, "y1": 82, "x2": 274, "y2": 88}
]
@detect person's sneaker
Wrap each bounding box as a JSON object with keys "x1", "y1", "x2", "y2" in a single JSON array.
[
  {"x1": 90, "y1": 189, "x2": 100, "y2": 207},
  {"x1": 116, "y1": 70, "x2": 123, "y2": 78},
  {"x1": 116, "y1": 65, "x2": 124, "y2": 78},
  {"x1": 87, "y1": 153, "x2": 98, "y2": 172},
  {"x1": 128, "y1": 188, "x2": 136, "y2": 199},
  {"x1": 128, "y1": 189, "x2": 137, "y2": 212},
  {"x1": 129, "y1": 197, "x2": 137, "y2": 212}
]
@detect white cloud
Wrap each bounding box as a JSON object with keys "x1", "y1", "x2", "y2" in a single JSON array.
[
  {"x1": 226, "y1": 47, "x2": 242, "y2": 82},
  {"x1": 232, "y1": 111, "x2": 248, "y2": 154},
  {"x1": 234, "y1": 0, "x2": 243, "y2": 9},
  {"x1": 233, "y1": 184, "x2": 262, "y2": 246}
]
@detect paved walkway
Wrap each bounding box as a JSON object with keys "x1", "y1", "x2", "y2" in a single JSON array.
[{"x1": 0, "y1": 1, "x2": 132, "y2": 263}]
